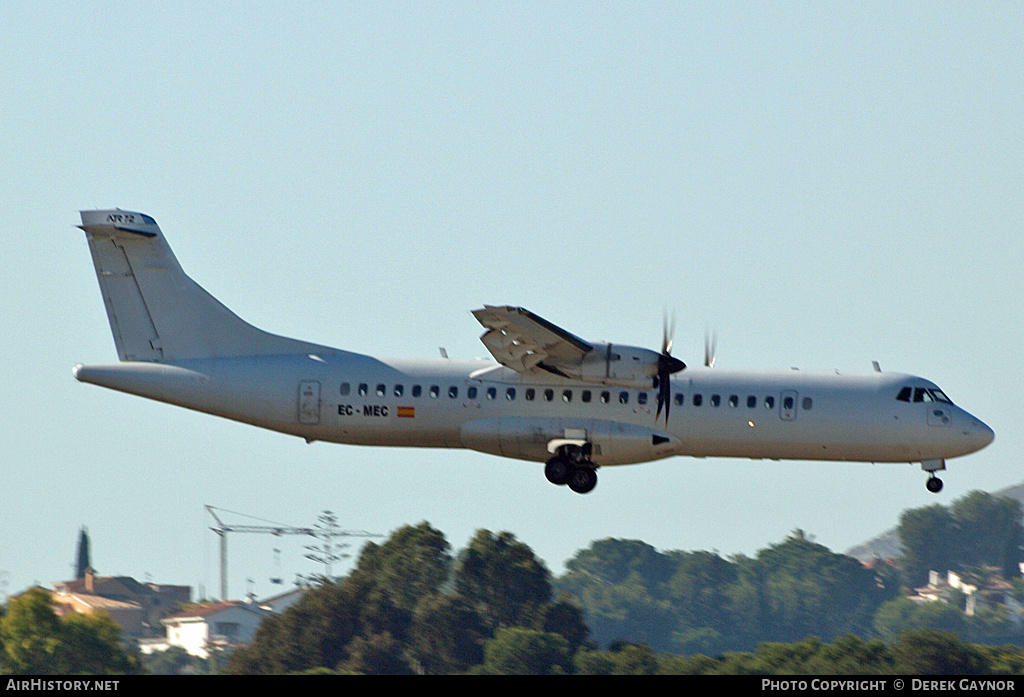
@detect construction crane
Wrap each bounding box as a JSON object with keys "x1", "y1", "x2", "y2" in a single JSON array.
[{"x1": 205, "y1": 505, "x2": 381, "y2": 600}]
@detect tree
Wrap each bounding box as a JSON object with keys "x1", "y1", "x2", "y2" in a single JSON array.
[
  {"x1": 555, "y1": 539, "x2": 678, "y2": 651},
  {"x1": 729, "y1": 530, "x2": 884, "y2": 647},
  {"x1": 666, "y1": 550, "x2": 737, "y2": 654},
  {"x1": 566, "y1": 572, "x2": 676, "y2": 651},
  {"x1": 899, "y1": 504, "x2": 956, "y2": 588},
  {"x1": 339, "y1": 631, "x2": 413, "y2": 675},
  {"x1": 0, "y1": 588, "x2": 139, "y2": 675},
  {"x1": 873, "y1": 597, "x2": 967, "y2": 642},
  {"x1": 562, "y1": 539, "x2": 676, "y2": 588},
  {"x1": 142, "y1": 645, "x2": 208, "y2": 675},
  {"x1": 480, "y1": 627, "x2": 572, "y2": 675},
  {"x1": 534, "y1": 596, "x2": 589, "y2": 654},
  {"x1": 455, "y1": 530, "x2": 552, "y2": 631},
  {"x1": 407, "y1": 594, "x2": 486, "y2": 675},
  {"x1": 950, "y1": 492, "x2": 1023, "y2": 580},
  {"x1": 0, "y1": 588, "x2": 62, "y2": 674},
  {"x1": 59, "y1": 611, "x2": 141, "y2": 675},
  {"x1": 354, "y1": 522, "x2": 452, "y2": 612},
  {"x1": 602, "y1": 642, "x2": 660, "y2": 675},
  {"x1": 898, "y1": 492, "x2": 1024, "y2": 588},
  {"x1": 891, "y1": 629, "x2": 987, "y2": 675},
  {"x1": 74, "y1": 527, "x2": 91, "y2": 580}
]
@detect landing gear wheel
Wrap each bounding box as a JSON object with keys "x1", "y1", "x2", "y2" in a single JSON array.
[
  {"x1": 926, "y1": 476, "x2": 943, "y2": 493},
  {"x1": 567, "y1": 467, "x2": 598, "y2": 494},
  {"x1": 544, "y1": 457, "x2": 571, "y2": 485}
]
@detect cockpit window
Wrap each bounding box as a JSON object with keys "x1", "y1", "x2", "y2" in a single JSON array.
[{"x1": 897, "y1": 385, "x2": 953, "y2": 404}]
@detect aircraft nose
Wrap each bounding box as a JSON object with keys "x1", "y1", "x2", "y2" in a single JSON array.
[{"x1": 967, "y1": 417, "x2": 995, "y2": 451}]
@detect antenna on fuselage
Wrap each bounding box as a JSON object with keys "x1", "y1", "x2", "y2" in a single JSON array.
[{"x1": 872, "y1": 361, "x2": 882, "y2": 372}]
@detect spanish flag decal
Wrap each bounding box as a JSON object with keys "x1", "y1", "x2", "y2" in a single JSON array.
[{"x1": 397, "y1": 406, "x2": 415, "y2": 418}]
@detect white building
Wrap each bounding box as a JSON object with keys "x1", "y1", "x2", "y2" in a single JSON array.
[{"x1": 161, "y1": 600, "x2": 271, "y2": 658}]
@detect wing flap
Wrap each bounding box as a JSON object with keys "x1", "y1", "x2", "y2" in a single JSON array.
[{"x1": 472, "y1": 305, "x2": 593, "y2": 376}]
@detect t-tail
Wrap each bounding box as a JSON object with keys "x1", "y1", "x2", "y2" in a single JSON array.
[{"x1": 77, "y1": 209, "x2": 327, "y2": 362}]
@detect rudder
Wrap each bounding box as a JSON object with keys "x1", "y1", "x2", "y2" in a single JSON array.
[{"x1": 78, "y1": 209, "x2": 327, "y2": 361}]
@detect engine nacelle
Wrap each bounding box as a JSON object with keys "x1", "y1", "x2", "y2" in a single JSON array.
[
  {"x1": 562, "y1": 343, "x2": 663, "y2": 389},
  {"x1": 460, "y1": 416, "x2": 680, "y2": 466}
]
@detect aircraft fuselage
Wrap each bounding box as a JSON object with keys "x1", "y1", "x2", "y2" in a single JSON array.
[{"x1": 74, "y1": 352, "x2": 993, "y2": 468}]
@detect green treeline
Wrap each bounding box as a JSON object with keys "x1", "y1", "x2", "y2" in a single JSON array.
[
  {"x1": 222, "y1": 490, "x2": 1024, "y2": 674},
  {"x1": 556, "y1": 491, "x2": 1024, "y2": 656},
  {"x1": 3, "y1": 489, "x2": 1022, "y2": 674}
]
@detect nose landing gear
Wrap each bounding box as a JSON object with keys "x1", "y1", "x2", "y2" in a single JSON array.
[{"x1": 921, "y1": 458, "x2": 945, "y2": 494}]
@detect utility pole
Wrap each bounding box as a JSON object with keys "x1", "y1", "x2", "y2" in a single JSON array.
[{"x1": 206, "y1": 505, "x2": 381, "y2": 600}]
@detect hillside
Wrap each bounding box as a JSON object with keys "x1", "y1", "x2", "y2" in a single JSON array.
[{"x1": 845, "y1": 480, "x2": 1024, "y2": 562}]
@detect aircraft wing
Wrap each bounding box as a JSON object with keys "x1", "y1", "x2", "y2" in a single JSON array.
[{"x1": 472, "y1": 305, "x2": 594, "y2": 376}]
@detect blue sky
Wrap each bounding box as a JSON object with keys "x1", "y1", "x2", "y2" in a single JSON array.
[{"x1": 2, "y1": 2, "x2": 1022, "y2": 601}]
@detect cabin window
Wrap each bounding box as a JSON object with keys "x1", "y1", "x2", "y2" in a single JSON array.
[
  {"x1": 637, "y1": 392, "x2": 648, "y2": 405},
  {"x1": 544, "y1": 389, "x2": 554, "y2": 402},
  {"x1": 728, "y1": 395, "x2": 738, "y2": 408},
  {"x1": 448, "y1": 386, "x2": 459, "y2": 398},
  {"x1": 562, "y1": 389, "x2": 573, "y2": 403},
  {"x1": 394, "y1": 384, "x2": 403, "y2": 397},
  {"x1": 619, "y1": 391, "x2": 629, "y2": 404},
  {"x1": 692, "y1": 394, "x2": 703, "y2": 407},
  {"x1": 429, "y1": 385, "x2": 440, "y2": 398},
  {"x1": 376, "y1": 384, "x2": 386, "y2": 397},
  {"x1": 467, "y1": 386, "x2": 478, "y2": 399},
  {"x1": 582, "y1": 390, "x2": 592, "y2": 403},
  {"x1": 486, "y1": 387, "x2": 496, "y2": 400},
  {"x1": 412, "y1": 385, "x2": 422, "y2": 398},
  {"x1": 674, "y1": 393, "x2": 684, "y2": 406},
  {"x1": 506, "y1": 388, "x2": 516, "y2": 400},
  {"x1": 358, "y1": 383, "x2": 368, "y2": 396},
  {"x1": 802, "y1": 397, "x2": 813, "y2": 410},
  {"x1": 525, "y1": 388, "x2": 535, "y2": 401},
  {"x1": 747, "y1": 395, "x2": 757, "y2": 408},
  {"x1": 600, "y1": 391, "x2": 610, "y2": 404},
  {"x1": 710, "y1": 394, "x2": 721, "y2": 407},
  {"x1": 764, "y1": 395, "x2": 775, "y2": 409},
  {"x1": 783, "y1": 395, "x2": 794, "y2": 410},
  {"x1": 340, "y1": 382, "x2": 351, "y2": 396}
]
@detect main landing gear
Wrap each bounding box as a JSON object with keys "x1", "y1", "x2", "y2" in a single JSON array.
[
  {"x1": 545, "y1": 445, "x2": 598, "y2": 494},
  {"x1": 926, "y1": 475, "x2": 944, "y2": 493}
]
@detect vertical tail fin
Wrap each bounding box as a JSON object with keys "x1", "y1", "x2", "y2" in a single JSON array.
[{"x1": 78, "y1": 209, "x2": 327, "y2": 361}]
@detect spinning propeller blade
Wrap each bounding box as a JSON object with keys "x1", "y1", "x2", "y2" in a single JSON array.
[
  {"x1": 704, "y1": 328, "x2": 717, "y2": 368},
  {"x1": 656, "y1": 311, "x2": 685, "y2": 424}
]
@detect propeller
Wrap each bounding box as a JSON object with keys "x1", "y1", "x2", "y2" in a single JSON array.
[
  {"x1": 704, "y1": 327, "x2": 717, "y2": 368},
  {"x1": 656, "y1": 311, "x2": 686, "y2": 423}
]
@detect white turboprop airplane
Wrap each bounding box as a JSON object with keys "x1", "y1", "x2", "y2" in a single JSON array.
[{"x1": 73, "y1": 209, "x2": 994, "y2": 495}]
